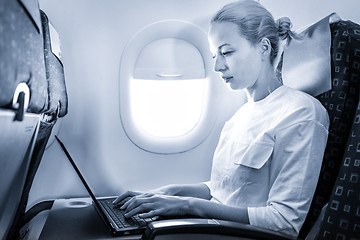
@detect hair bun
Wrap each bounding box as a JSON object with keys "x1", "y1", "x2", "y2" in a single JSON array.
[{"x1": 276, "y1": 17, "x2": 293, "y2": 40}]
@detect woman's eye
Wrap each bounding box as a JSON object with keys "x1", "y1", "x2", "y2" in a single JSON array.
[{"x1": 222, "y1": 51, "x2": 233, "y2": 56}]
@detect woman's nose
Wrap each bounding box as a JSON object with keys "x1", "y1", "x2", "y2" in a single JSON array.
[{"x1": 214, "y1": 57, "x2": 226, "y2": 73}]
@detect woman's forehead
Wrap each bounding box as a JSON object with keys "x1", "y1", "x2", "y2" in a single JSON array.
[
  {"x1": 210, "y1": 22, "x2": 239, "y2": 36},
  {"x1": 209, "y1": 22, "x2": 243, "y2": 50}
]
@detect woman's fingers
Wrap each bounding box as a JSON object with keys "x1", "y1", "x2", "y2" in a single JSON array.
[
  {"x1": 123, "y1": 194, "x2": 155, "y2": 212},
  {"x1": 112, "y1": 190, "x2": 141, "y2": 205},
  {"x1": 138, "y1": 209, "x2": 161, "y2": 219},
  {"x1": 124, "y1": 203, "x2": 156, "y2": 218},
  {"x1": 116, "y1": 193, "x2": 188, "y2": 219}
]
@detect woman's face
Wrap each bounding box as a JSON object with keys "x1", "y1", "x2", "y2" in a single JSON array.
[{"x1": 209, "y1": 22, "x2": 262, "y2": 91}]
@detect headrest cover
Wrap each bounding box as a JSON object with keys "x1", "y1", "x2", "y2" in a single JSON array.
[{"x1": 280, "y1": 13, "x2": 340, "y2": 96}]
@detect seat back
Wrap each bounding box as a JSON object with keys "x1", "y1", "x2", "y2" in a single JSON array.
[
  {"x1": 316, "y1": 20, "x2": 360, "y2": 240},
  {"x1": 5, "y1": 9, "x2": 68, "y2": 240},
  {"x1": 0, "y1": 0, "x2": 47, "y2": 113},
  {"x1": 299, "y1": 20, "x2": 360, "y2": 239},
  {"x1": 0, "y1": 111, "x2": 39, "y2": 240}
]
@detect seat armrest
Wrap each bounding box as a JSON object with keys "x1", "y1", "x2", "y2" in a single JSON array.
[{"x1": 142, "y1": 218, "x2": 295, "y2": 240}]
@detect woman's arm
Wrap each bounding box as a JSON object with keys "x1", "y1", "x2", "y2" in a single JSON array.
[
  {"x1": 118, "y1": 193, "x2": 249, "y2": 224},
  {"x1": 247, "y1": 120, "x2": 329, "y2": 236},
  {"x1": 113, "y1": 183, "x2": 249, "y2": 223},
  {"x1": 113, "y1": 182, "x2": 212, "y2": 205},
  {"x1": 189, "y1": 197, "x2": 250, "y2": 223},
  {"x1": 154, "y1": 183, "x2": 212, "y2": 199}
]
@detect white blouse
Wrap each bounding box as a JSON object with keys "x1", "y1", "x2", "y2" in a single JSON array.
[{"x1": 205, "y1": 85, "x2": 329, "y2": 237}]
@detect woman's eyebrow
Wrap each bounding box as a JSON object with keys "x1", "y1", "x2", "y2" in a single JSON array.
[{"x1": 218, "y1": 43, "x2": 231, "y2": 51}]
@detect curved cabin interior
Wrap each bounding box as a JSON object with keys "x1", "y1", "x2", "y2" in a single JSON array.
[{"x1": 1, "y1": 0, "x2": 359, "y2": 239}]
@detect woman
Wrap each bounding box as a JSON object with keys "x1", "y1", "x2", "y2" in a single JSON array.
[{"x1": 114, "y1": 0, "x2": 329, "y2": 237}]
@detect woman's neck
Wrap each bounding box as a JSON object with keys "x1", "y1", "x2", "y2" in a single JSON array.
[{"x1": 245, "y1": 69, "x2": 283, "y2": 103}]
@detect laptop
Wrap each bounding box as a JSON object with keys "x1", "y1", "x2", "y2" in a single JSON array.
[{"x1": 55, "y1": 135, "x2": 155, "y2": 236}]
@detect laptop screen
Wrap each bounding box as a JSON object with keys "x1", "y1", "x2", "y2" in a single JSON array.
[{"x1": 54, "y1": 136, "x2": 104, "y2": 209}]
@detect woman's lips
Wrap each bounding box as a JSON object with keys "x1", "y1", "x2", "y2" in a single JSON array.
[{"x1": 223, "y1": 76, "x2": 233, "y2": 83}]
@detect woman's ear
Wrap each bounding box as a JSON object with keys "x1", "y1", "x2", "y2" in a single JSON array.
[{"x1": 259, "y1": 37, "x2": 271, "y2": 58}]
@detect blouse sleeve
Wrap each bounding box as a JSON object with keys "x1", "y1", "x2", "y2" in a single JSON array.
[{"x1": 248, "y1": 120, "x2": 329, "y2": 237}]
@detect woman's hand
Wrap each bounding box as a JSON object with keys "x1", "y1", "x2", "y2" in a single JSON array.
[
  {"x1": 114, "y1": 193, "x2": 190, "y2": 219},
  {"x1": 112, "y1": 190, "x2": 143, "y2": 206},
  {"x1": 112, "y1": 183, "x2": 211, "y2": 219},
  {"x1": 112, "y1": 186, "x2": 173, "y2": 207},
  {"x1": 113, "y1": 188, "x2": 249, "y2": 224},
  {"x1": 112, "y1": 185, "x2": 177, "y2": 206}
]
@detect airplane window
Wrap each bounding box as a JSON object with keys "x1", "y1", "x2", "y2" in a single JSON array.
[
  {"x1": 119, "y1": 20, "x2": 217, "y2": 154},
  {"x1": 131, "y1": 78, "x2": 205, "y2": 138},
  {"x1": 131, "y1": 38, "x2": 205, "y2": 138}
]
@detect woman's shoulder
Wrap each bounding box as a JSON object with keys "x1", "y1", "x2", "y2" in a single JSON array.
[
  {"x1": 278, "y1": 86, "x2": 329, "y2": 125},
  {"x1": 280, "y1": 86, "x2": 322, "y2": 109}
]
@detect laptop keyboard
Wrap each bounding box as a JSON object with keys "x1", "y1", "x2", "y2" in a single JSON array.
[{"x1": 99, "y1": 198, "x2": 154, "y2": 229}]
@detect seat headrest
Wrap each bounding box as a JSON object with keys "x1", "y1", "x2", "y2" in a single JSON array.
[{"x1": 279, "y1": 13, "x2": 340, "y2": 96}]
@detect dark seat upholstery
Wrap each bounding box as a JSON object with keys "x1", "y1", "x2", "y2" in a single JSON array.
[
  {"x1": 316, "y1": 20, "x2": 360, "y2": 240},
  {"x1": 299, "y1": 20, "x2": 360, "y2": 239}
]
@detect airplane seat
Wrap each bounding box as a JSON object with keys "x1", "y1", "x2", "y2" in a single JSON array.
[
  {"x1": 315, "y1": 19, "x2": 360, "y2": 240},
  {"x1": 8, "y1": 9, "x2": 68, "y2": 240},
  {"x1": 0, "y1": 83, "x2": 40, "y2": 240},
  {"x1": 142, "y1": 16, "x2": 360, "y2": 240},
  {"x1": 0, "y1": 1, "x2": 68, "y2": 239}
]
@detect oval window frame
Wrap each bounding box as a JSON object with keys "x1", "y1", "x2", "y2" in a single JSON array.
[{"x1": 119, "y1": 20, "x2": 218, "y2": 154}]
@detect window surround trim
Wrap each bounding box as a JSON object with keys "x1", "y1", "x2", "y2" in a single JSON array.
[{"x1": 119, "y1": 19, "x2": 218, "y2": 154}]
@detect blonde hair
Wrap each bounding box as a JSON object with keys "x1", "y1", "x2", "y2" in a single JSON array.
[{"x1": 211, "y1": 0, "x2": 298, "y2": 65}]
